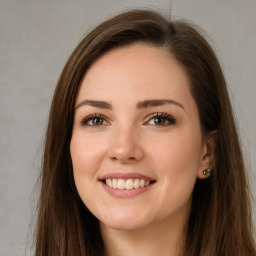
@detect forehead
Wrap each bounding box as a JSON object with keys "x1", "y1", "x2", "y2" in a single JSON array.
[{"x1": 77, "y1": 44, "x2": 193, "y2": 107}]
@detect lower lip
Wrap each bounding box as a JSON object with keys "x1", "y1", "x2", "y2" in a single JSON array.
[{"x1": 101, "y1": 182, "x2": 154, "y2": 198}]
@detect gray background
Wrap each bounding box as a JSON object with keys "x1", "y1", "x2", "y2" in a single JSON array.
[{"x1": 0, "y1": 0, "x2": 255, "y2": 255}]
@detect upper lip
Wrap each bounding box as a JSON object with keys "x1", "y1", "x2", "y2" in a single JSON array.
[{"x1": 99, "y1": 172, "x2": 156, "y2": 181}]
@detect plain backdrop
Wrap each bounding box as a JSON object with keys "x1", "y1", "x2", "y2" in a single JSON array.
[{"x1": 0, "y1": 0, "x2": 255, "y2": 255}]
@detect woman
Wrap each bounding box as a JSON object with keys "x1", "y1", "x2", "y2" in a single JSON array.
[{"x1": 34, "y1": 10, "x2": 256, "y2": 256}]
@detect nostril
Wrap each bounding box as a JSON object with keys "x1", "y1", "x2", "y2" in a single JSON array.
[
  {"x1": 110, "y1": 156, "x2": 136, "y2": 162},
  {"x1": 110, "y1": 156, "x2": 118, "y2": 161}
]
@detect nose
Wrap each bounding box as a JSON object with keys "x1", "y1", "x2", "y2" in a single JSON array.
[{"x1": 107, "y1": 126, "x2": 144, "y2": 164}]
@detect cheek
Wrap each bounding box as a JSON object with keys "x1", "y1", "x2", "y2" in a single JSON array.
[
  {"x1": 149, "y1": 131, "x2": 203, "y2": 174},
  {"x1": 70, "y1": 135, "x2": 107, "y2": 196},
  {"x1": 70, "y1": 134, "x2": 106, "y2": 173},
  {"x1": 147, "y1": 148, "x2": 198, "y2": 220},
  {"x1": 70, "y1": 135, "x2": 105, "y2": 207},
  {"x1": 147, "y1": 131, "x2": 202, "y2": 205}
]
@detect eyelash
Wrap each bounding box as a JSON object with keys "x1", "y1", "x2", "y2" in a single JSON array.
[
  {"x1": 144, "y1": 112, "x2": 176, "y2": 126},
  {"x1": 80, "y1": 112, "x2": 176, "y2": 127},
  {"x1": 80, "y1": 113, "x2": 109, "y2": 127}
]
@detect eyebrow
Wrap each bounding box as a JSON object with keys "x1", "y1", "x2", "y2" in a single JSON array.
[
  {"x1": 75, "y1": 100, "x2": 112, "y2": 110},
  {"x1": 136, "y1": 99, "x2": 185, "y2": 110},
  {"x1": 75, "y1": 99, "x2": 184, "y2": 110}
]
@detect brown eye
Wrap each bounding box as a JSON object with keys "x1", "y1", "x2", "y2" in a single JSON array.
[
  {"x1": 92, "y1": 118, "x2": 104, "y2": 125},
  {"x1": 146, "y1": 112, "x2": 176, "y2": 126},
  {"x1": 80, "y1": 114, "x2": 109, "y2": 127},
  {"x1": 153, "y1": 117, "x2": 166, "y2": 125}
]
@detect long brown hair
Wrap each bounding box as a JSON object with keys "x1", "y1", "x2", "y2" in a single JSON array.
[{"x1": 34, "y1": 10, "x2": 256, "y2": 256}]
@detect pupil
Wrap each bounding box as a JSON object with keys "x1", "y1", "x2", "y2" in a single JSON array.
[
  {"x1": 155, "y1": 117, "x2": 165, "y2": 125},
  {"x1": 93, "y1": 118, "x2": 103, "y2": 125}
]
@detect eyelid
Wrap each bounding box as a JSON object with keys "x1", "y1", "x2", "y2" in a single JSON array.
[
  {"x1": 80, "y1": 113, "x2": 110, "y2": 127},
  {"x1": 78, "y1": 112, "x2": 176, "y2": 127},
  {"x1": 144, "y1": 112, "x2": 176, "y2": 125}
]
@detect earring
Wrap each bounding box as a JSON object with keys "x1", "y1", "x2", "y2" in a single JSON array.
[{"x1": 203, "y1": 168, "x2": 212, "y2": 176}]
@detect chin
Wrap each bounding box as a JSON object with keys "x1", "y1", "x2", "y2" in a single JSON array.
[
  {"x1": 98, "y1": 211, "x2": 152, "y2": 231},
  {"x1": 101, "y1": 220, "x2": 148, "y2": 232}
]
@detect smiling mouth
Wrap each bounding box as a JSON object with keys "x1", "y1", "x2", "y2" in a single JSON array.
[{"x1": 102, "y1": 178, "x2": 155, "y2": 190}]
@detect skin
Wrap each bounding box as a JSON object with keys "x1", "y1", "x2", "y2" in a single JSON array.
[{"x1": 70, "y1": 44, "x2": 215, "y2": 256}]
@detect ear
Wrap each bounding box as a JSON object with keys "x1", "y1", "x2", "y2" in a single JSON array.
[{"x1": 197, "y1": 130, "x2": 218, "y2": 179}]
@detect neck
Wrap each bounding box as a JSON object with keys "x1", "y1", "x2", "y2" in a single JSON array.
[{"x1": 100, "y1": 216, "x2": 186, "y2": 256}]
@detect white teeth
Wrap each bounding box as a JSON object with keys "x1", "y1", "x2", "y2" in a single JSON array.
[
  {"x1": 117, "y1": 179, "x2": 126, "y2": 189},
  {"x1": 139, "y1": 179, "x2": 145, "y2": 187},
  {"x1": 134, "y1": 179, "x2": 140, "y2": 189},
  {"x1": 108, "y1": 179, "x2": 113, "y2": 187},
  {"x1": 145, "y1": 180, "x2": 150, "y2": 186},
  {"x1": 104, "y1": 178, "x2": 152, "y2": 189},
  {"x1": 125, "y1": 179, "x2": 134, "y2": 190},
  {"x1": 112, "y1": 178, "x2": 117, "y2": 188}
]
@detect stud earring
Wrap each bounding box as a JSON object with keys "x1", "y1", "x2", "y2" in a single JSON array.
[{"x1": 203, "y1": 168, "x2": 212, "y2": 176}]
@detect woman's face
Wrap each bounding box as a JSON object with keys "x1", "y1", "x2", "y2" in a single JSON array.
[{"x1": 70, "y1": 44, "x2": 210, "y2": 231}]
